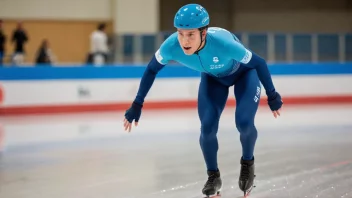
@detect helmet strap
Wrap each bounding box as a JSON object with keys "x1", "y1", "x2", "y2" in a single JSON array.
[{"x1": 195, "y1": 26, "x2": 208, "y2": 54}]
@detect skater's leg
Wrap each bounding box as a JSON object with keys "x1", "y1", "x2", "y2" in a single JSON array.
[
  {"x1": 234, "y1": 69, "x2": 260, "y2": 194},
  {"x1": 198, "y1": 73, "x2": 228, "y2": 197},
  {"x1": 198, "y1": 72, "x2": 229, "y2": 171},
  {"x1": 234, "y1": 69, "x2": 261, "y2": 161}
]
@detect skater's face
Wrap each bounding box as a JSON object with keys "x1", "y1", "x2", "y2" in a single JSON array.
[{"x1": 177, "y1": 28, "x2": 206, "y2": 55}]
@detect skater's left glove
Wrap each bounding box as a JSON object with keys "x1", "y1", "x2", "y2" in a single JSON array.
[{"x1": 267, "y1": 91, "x2": 283, "y2": 118}]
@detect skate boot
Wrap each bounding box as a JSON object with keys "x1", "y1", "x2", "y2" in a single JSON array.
[
  {"x1": 238, "y1": 157, "x2": 256, "y2": 197},
  {"x1": 202, "y1": 170, "x2": 222, "y2": 197}
]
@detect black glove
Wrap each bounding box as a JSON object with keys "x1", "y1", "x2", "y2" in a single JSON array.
[
  {"x1": 268, "y1": 92, "x2": 283, "y2": 111},
  {"x1": 124, "y1": 102, "x2": 143, "y2": 123}
]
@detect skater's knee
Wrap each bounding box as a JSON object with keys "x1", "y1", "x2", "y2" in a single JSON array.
[
  {"x1": 201, "y1": 125, "x2": 217, "y2": 139},
  {"x1": 236, "y1": 118, "x2": 255, "y2": 135},
  {"x1": 200, "y1": 131, "x2": 217, "y2": 143},
  {"x1": 201, "y1": 113, "x2": 219, "y2": 129},
  {"x1": 200, "y1": 120, "x2": 219, "y2": 141}
]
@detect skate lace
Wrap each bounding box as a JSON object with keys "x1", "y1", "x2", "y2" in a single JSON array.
[
  {"x1": 240, "y1": 164, "x2": 250, "y2": 180},
  {"x1": 205, "y1": 174, "x2": 217, "y2": 187}
]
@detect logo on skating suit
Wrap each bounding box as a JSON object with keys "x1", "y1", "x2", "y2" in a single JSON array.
[
  {"x1": 241, "y1": 49, "x2": 252, "y2": 64},
  {"x1": 253, "y1": 86, "x2": 261, "y2": 103},
  {"x1": 155, "y1": 49, "x2": 164, "y2": 64},
  {"x1": 210, "y1": 57, "x2": 224, "y2": 69},
  {"x1": 213, "y1": 57, "x2": 219, "y2": 63}
]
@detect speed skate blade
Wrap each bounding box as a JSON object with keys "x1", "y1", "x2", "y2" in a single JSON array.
[{"x1": 202, "y1": 192, "x2": 221, "y2": 198}]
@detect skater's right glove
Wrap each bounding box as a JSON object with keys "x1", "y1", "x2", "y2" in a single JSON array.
[{"x1": 123, "y1": 102, "x2": 143, "y2": 132}]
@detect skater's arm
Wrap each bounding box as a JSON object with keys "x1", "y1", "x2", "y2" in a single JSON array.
[
  {"x1": 133, "y1": 33, "x2": 175, "y2": 104},
  {"x1": 224, "y1": 41, "x2": 276, "y2": 98},
  {"x1": 134, "y1": 55, "x2": 166, "y2": 105},
  {"x1": 243, "y1": 53, "x2": 276, "y2": 98}
]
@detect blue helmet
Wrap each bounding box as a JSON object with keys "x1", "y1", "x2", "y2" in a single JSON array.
[{"x1": 174, "y1": 4, "x2": 210, "y2": 29}]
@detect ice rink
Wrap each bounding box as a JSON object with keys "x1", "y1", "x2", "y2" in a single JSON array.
[{"x1": 0, "y1": 104, "x2": 352, "y2": 198}]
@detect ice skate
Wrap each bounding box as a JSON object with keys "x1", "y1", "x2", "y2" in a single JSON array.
[
  {"x1": 202, "y1": 170, "x2": 222, "y2": 197},
  {"x1": 238, "y1": 157, "x2": 256, "y2": 197}
]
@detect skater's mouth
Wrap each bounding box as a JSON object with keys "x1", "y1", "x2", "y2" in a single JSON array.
[{"x1": 183, "y1": 46, "x2": 191, "y2": 50}]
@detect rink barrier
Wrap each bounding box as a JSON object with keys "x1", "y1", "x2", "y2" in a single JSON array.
[
  {"x1": 1, "y1": 62, "x2": 352, "y2": 80},
  {"x1": 0, "y1": 63, "x2": 352, "y2": 115},
  {"x1": 0, "y1": 96, "x2": 351, "y2": 115}
]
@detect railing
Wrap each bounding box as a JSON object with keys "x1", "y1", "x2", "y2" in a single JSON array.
[{"x1": 111, "y1": 32, "x2": 352, "y2": 64}]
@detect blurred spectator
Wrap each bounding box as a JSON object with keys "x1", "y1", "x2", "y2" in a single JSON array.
[
  {"x1": 89, "y1": 23, "x2": 109, "y2": 66},
  {"x1": 35, "y1": 39, "x2": 55, "y2": 65},
  {"x1": 11, "y1": 21, "x2": 28, "y2": 65},
  {"x1": 0, "y1": 20, "x2": 5, "y2": 66}
]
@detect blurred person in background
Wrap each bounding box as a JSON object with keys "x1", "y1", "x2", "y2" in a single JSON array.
[
  {"x1": 11, "y1": 21, "x2": 28, "y2": 65},
  {"x1": 123, "y1": 3, "x2": 283, "y2": 198},
  {"x1": 35, "y1": 39, "x2": 55, "y2": 65},
  {"x1": 89, "y1": 23, "x2": 109, "y2": 66},
  {"x1": 0, "y1": 20, "x2": 6, "y2": 66}
]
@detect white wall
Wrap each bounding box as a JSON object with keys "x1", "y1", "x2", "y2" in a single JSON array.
[
  {"x1": 1, "y1": 75, "x2": 352, "y2": 107},
  {"x1": 232, "y1": 0, "x2": 352, "y2": 33},
  {"x1": 0, "y1": 0, "x2": 112, "y2": 20},
  {"x1": 0, "y1": 0, "x2": 160, "y2": 33},
  {"x1": 113, "y1": 0, "x2": 159, "y2": 33},
  {"x1": 233, "y1": 11, "x2": 352, "y2": 33}
]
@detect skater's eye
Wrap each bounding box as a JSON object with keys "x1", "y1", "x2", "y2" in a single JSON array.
[{"x1": 179, "y1": 33, "x2": 185, "y2": 37}]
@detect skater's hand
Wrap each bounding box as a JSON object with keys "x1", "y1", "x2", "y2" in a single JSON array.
[
  {"x1": 267, "y1": 92, "x2": 283, "y2": 118},
  {"x1": 272, "y1": 108, "x2": 282, "y2": 118},
  {"x1": 124, "y1": 102, "x2": 143, "y2": 132}
]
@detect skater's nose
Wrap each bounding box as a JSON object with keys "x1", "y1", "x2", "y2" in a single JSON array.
[{"x1": 182, "y1": 36, "x2": 190, "y2": 44}]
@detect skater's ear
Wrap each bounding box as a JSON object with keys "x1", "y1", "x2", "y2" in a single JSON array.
[
  {"x1": 197, "y1": 25, "x2": 208, "y2": 41},
  {"x1": 201, "y1": 29, "x2": 207, "y2": 40}
]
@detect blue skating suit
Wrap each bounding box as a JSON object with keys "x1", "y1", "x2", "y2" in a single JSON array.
[{"x1": 134, "y1": 27, "x2": 277, "y2": 171}]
